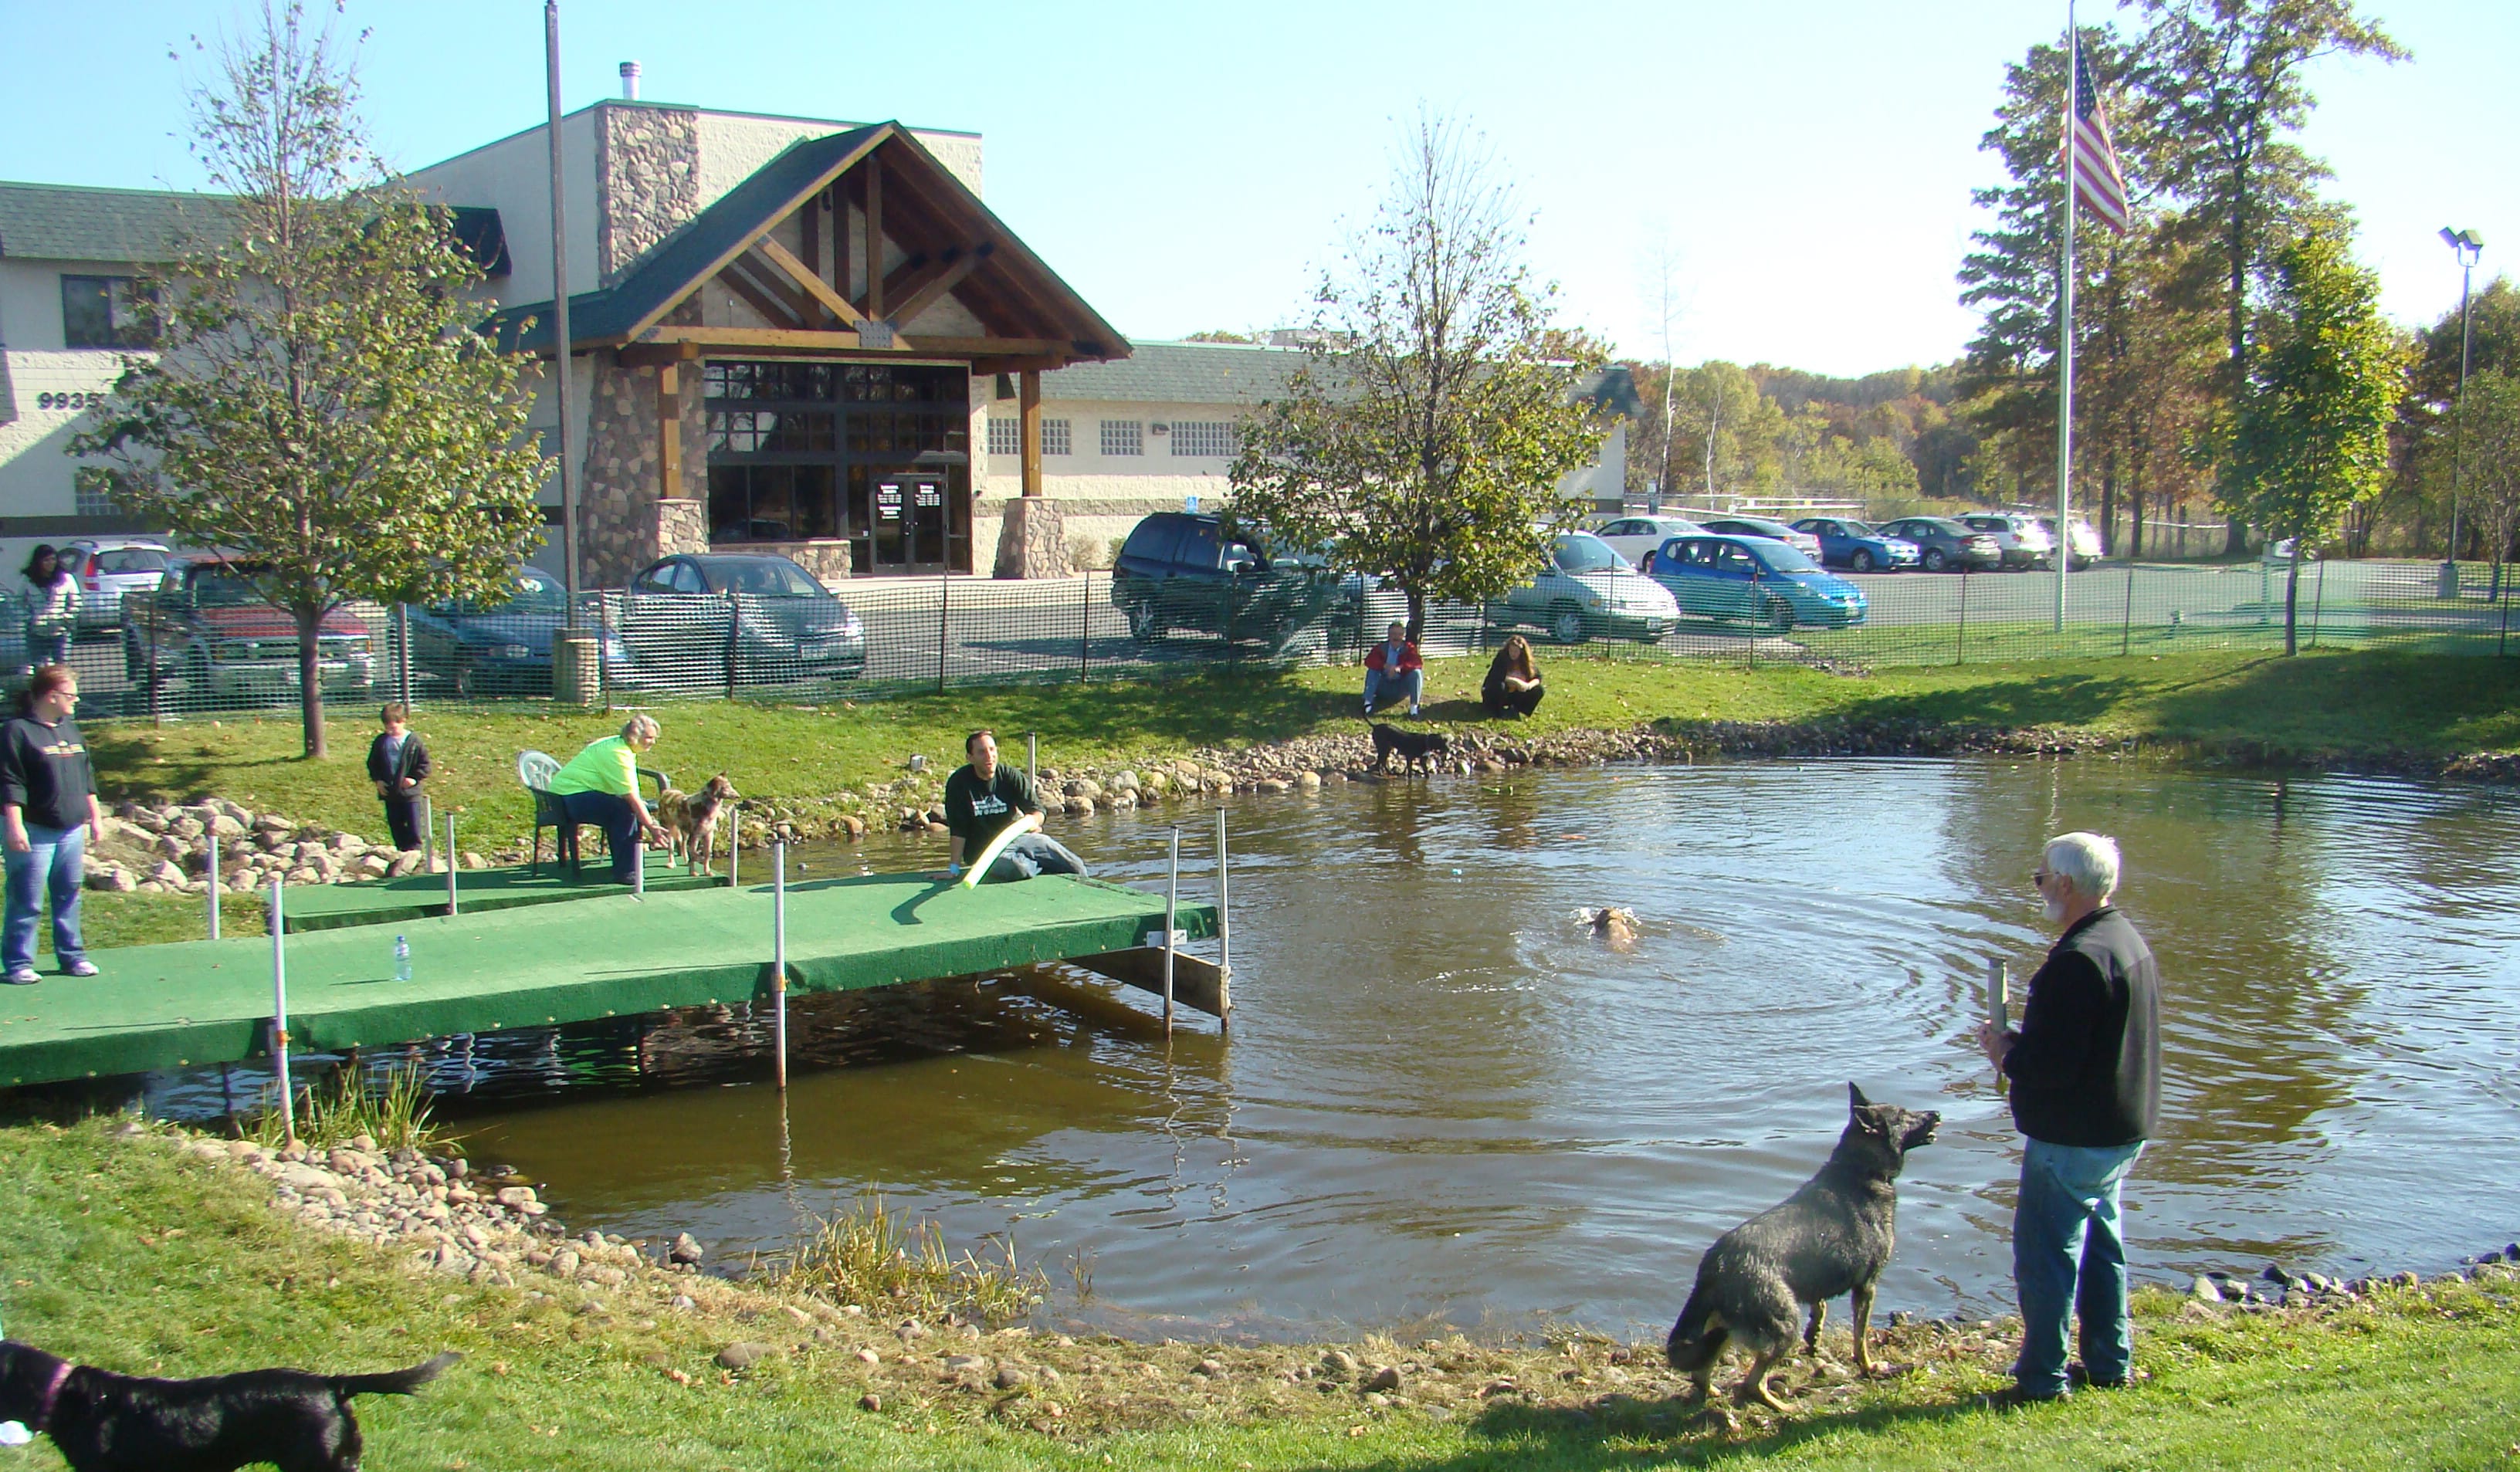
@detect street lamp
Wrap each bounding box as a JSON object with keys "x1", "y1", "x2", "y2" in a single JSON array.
[{"x1": 2440, "y1": 226, "x2": 2484, "y2": 599}]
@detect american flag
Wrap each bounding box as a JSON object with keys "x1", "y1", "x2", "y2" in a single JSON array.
[{"x1": 2064, "y1": 38, "x2": 2130, "y2": 235}]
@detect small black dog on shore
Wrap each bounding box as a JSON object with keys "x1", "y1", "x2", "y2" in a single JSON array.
[
  {"x1": 1369, "y1": 722, "x2": 1450, "y2": 773},
  {"x1": 0, "y1": 1340, "x2": 459, "y2": 1472},
  {"x1": 1666, "y1": 1085, "x2": 1940, "y2": 1416}
]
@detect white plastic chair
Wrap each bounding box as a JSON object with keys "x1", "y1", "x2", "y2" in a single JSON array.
[{"x1": 518, "y1": 750, "x2": 575, "y2": 876}]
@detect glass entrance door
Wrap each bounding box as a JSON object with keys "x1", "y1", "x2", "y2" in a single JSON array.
[{"x1": 865, "y1": 472, "x2": 952, "y2": 570}]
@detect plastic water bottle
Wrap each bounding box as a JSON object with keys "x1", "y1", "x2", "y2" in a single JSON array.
[{"x1": 393, "y1": 934, "x2": 412, "y2": 983}]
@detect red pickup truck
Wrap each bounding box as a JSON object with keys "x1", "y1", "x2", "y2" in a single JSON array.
[{"x1": 121, "y1": 558, "x2": 375, "y2": 705}]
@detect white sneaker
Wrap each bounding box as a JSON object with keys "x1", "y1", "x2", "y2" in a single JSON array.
[
  {"x1": 1408, "y1": 703, "x2": 1420, "y2": 717},
  {"x1": 65, "y1": 959, "x2": 98, "y2": 977},
  {"x1": 2, "y1": 967, "x2": 37, "y2": 986}
]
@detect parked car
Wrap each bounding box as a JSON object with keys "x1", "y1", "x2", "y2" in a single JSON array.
[
  {"x1": 1650, "y1": 535, "x2": 1868, "y2": 631},
  {"x1": 123, "y1": 557, "x2": 375, "y2": 703},
  {"x1": 62, "y1": 537, "x2": 174, "y2": 633},
  {"x1": 2037, "y1": 516, "x2": 2105, "y2": 570},
  {"x1": 1873, "y1": 516, "x2": 2001, "y2": 573},
  {"x1": 1592, "y1": 514, "x2": 1705, "y2": 569},
  {"x1": 1111, "y1": 511, "x2": 1357, "y2": 650},
  {"x1": 1699, "y1": 516, "x2": 1825, "y2": 562},
  {"x1": 617, "y1": 553, "x2": 865, "y2": 686},
  {"x1": 0, "y1": 591, "x2": 30, "y2": 682},
  {"x1": 1958, "y1": 513, "x2": 2054, "y2": 570},
  {"x1": 408, "y1": 566, "x2": 635, "y2": 696},
  {"x1": 1790, "y1": 516, "x2": 1921, "y2": 574},
  {"x1": 1490, "y1": 532, "x2": 1679, "y2": 644}
]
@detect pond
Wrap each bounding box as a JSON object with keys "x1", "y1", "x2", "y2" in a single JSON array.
[{"x1": 182, "y1": 759, "x2": 2520, "y2": 1341}]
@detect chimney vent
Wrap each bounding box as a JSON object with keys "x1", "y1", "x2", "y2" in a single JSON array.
[{"x1": 618, "y1": 61, "x2": 642, "y2": 100}]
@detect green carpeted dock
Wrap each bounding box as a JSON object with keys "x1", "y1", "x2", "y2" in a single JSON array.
[
  {"x1": 0, "y1": 875, "x2": 1217, "y2": 1088},
  {"x1": 275, "y1": 850, "x2": 719, "y2": 932}
]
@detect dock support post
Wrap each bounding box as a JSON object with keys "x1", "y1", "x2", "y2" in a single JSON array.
[
  {"x1": 269, "y1": 878, "x2": 295, "y2": 1146},
  {"x1": 445, "y1": 810, "x2": 459, "y2": 918},
  {"x1": 1163, "y1": 826, "x2": 1179, "y2": 1036},
  {"x1": 1214, "y1": 807, "x2": 1230, "y2": 1032},
  {"x1": 729, "y1": 809, "x2": 740, "y2": 888},
  {"x1": 206, "y1": 834, "x2": 221, "y2": 941},
  {"x1": 420, "y1": 794, "x2": 434, "y2": 874},
  {"x1": 1028, "y1": 732, "x2": 1038, "y2": 794},
  {"x1": 773, "y1": 841, "x2": 788, "y2": 1091},
  {"x1": 632, "y1": 834, "x2": 645, "y2": 899}
]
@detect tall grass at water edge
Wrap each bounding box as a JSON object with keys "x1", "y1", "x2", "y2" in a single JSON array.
[
  {"x1": 252, "y1": 1058, "x2": 450, "y2": 1154},
  {"x1": 758, "y1": 1193, "x2": 1047, "y2": 1325}
]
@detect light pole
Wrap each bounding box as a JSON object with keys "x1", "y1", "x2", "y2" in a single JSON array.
[{"x1": 2440, "y1": 226, "x2": 2484, "y2": 599}]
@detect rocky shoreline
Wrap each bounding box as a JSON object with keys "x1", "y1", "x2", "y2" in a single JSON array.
[{"x1": 142, "y1": 1121, "x2": 2520, "y2": 1437}]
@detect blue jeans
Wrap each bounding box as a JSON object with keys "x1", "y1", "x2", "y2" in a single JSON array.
[
  {"x1": 4, "y1": 823, "x2": 87, "y2": 973},
  {"x1": 982, "y1": 832, "x2": 1089, "y2": 882},
  {"x1": 559, "y1": 789, "x2": 643, "y2": 882},
  {"x1": 25, "y1": 624, "x2": 68, "y2": 669},
  {"x1": 2012, "y1": 1137, "x2": 2146, "y2": 1396},
  {"x1": 1363, "y1": 666, "x2": 1422, "y2": 712}
]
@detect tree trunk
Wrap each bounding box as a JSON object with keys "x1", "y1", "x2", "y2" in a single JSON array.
[
  {"x1": 295, "y1": 602, "x2": 328, "y2": 758},
  {"x1": 1403, "y1": 588, "x2": 1426, "y2": 648},
  {"x1": 2282, "y1": 543, "x2": 2302, "y2": 657}
]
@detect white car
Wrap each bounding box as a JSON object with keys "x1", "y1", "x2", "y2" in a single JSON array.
[
  {"x1": 2037, "y1": 517, "x2": 2105, "y2": 570},
  {"x1": 1494, "y1": 532, "x2": 1681, "y2": 644},
  {"x1": 1959, "y1": 513, "x2": 2054, "y2": 570},
  {"x1": 60, "y1": 537, "x2": 173, "y2": 631},
  {"x1": 1591, "y1": 514, "x2": 1705, "y2": 569}
]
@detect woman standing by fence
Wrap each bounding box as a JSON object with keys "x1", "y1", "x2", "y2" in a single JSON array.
[{"x1": 20, "y1": 547, "x2": 76, "y2": 669}]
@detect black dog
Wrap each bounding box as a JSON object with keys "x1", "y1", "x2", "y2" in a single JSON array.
[
  {"x1": 1665, "y1": 1085, "x2": 1940, "y2": 1415},
  {"x1": 0, "y1": 1340, "x2": 458, "y2": 1472},
  {"x1": 1369, "y1": 722, "x2": 1450, "y2": 773}
]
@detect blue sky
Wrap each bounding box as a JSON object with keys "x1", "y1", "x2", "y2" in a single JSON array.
[{"x1": 3, "y1": 0, "x2": 2508, "y2": 375}]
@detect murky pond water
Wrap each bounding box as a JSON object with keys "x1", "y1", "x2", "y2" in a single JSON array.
[{"x1": 160, "y1": 758, "x2": 2520, "y2": 1339}]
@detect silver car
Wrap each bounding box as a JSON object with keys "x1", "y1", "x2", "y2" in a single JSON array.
[
  {"x1": 60, "y1": 537, "x2": 173, "y2": 631},
  {"x1": 1592, "y1": 514, "x2": 1706, "y2": 569},
  {"x1": 1958, "y1": 513, "x2": 2054, "y2": 570},
  {"x1": 1493, "y1": 532, "x2": 1680, "y2": 644}
]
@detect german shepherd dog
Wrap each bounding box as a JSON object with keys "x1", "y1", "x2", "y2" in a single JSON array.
[
  {"x1": 0, "y1": 1340, "x2": 458, "y2": 1472},
  {"x1": 657, "y1": 773, "x2": 740, "y2": 876},
  {"x1": 1666, "y1": 1085, "x2": 1941, "y2": 1416},
  {"x1": 1369, "y1": 722, "x2": 1450, "y2": 774}
]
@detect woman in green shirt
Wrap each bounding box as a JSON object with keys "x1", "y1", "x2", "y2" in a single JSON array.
[{"x1": 550, "y1": 716, "x2": 668, "y2": 883}]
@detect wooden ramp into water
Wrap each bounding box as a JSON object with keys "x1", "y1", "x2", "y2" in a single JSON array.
[{"x1": 0, "y1": 874, "x2": 1218, "y2": 1088}]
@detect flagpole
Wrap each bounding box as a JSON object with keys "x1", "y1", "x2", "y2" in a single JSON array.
[{"x1": 2056, "y1": 2, "x2": 2077, "y2": 634}]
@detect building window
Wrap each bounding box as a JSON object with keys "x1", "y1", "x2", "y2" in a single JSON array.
[
  {"x1": 61, "y1": 276, "x2": 154, "y2": 349},
  {"x1": 1170, "y1": 421, "x2": 1236, "y2": 458},
  {"x1": 987, "y1": 416, "x2": 1020, "y2": 457},
  {"x1": 1043, "y1": 418, "x2": 1072, "y2": 456},
  {"x1": 1100, "y1": 419, "x2": 1143, "y2": 457},
  {"x1": 74, "y1": 466, "x2": 130, "y2": 519}
]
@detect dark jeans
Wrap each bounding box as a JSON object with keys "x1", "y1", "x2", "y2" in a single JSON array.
[
  {"x1": 382, "y1": 793, "x2": 423, "y2": 851},
  {"x1": 982, "y1": 832, "x2": 1089, "y2": 882},
  {"x1": 1483, "y1": 682, "x2": 1544, "y2": 717},
  {"x1": 25, "y1": 625, "x2": 68, "y2": 669},
  {"x1": 2012, "y1": 1138, "x2": 2145, "y2": 1397},
  {"x1": 559, "y1": 789, "x2": 644, "y2": 882}
]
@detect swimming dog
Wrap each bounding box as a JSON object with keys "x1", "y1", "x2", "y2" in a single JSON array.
[
  {"x1": 0, "y1": 1340, "x2": 459, "y2": 1472},
  {"x1": 1665, "y1": 1085, "x2": 1940, "y2": 1416},
  {"x1": 657, "y1": 773, "x2": 740, "y2": 875},
  {"x1": 1586, "y1": 906, "x2": 1640, "y2": 949},
  {"x1": 1369, "y1": 722, "x2": 1450, "y2": 774}
]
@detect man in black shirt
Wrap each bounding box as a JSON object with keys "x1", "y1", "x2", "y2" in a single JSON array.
[
  {"x1": 0, "y1": 665, "x2": 104, "y2": 983},
  {"x1": 937, "y1": 729, "x2": 1088, "y2": 883},
  {"x1": 1977, "y1": 831, "x2": 2163, "y2": 1405}
]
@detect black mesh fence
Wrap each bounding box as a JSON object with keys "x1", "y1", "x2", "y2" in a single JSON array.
[{"x1": 49, "y1": 557, "x2": 2520, "y2": 725}]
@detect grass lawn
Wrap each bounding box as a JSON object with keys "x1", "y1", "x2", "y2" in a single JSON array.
[
  {"x1": 83, "y1": 649, "x2": 2520, "y2": 858},
  {"x1": 4, "y1": 1116, "x2": 2518, "y2": 1470}
]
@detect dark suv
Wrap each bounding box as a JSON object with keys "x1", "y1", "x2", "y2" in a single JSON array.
[{"x1": 1111, "y1": 513, "x2": 1355, "y2": 651}]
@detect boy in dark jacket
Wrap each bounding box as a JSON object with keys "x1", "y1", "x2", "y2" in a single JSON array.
[{"x1": 367, "y1": 704, "x2": 432, "y2": 852}]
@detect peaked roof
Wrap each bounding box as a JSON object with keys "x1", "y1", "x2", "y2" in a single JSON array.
[
  {"x1": 1037, "y1": 341, "x2": 1305, "y2": 403},
  {"x1": 487, "y1": 122, "x2": 1126, "y2": 364},
  {"x1": 0, "y1": 182, "x2": 230, "y2": 262}
]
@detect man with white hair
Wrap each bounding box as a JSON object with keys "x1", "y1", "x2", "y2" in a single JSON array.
[
  {"x1": 1976, "y1": 830, "x2": 2162, "y2": 1406},
  {"x1": 548, "y1": 716, "x2": 669, "y2": 885}
]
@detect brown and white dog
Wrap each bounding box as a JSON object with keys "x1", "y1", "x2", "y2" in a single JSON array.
[{"x1": 656, "y1": 773, "x2": 740, "y2": 876}]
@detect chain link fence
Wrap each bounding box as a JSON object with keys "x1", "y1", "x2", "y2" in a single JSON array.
[{"x1": 39, "y1": 556, "x2": 2520, "y2": 725}]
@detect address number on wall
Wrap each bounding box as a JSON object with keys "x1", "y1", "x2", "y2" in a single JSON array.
[{"x1": 36, "y1": 391, "x2": 108, "y2": 411}]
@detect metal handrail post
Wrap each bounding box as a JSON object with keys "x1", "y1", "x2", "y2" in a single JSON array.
[
  {"x1": 269, "y1": 877, "x2": 294, "y2": 1145},
  {"x1": 1163, "y1": 826, "x2": 1179, "y2": 1037},
  {"x1": 206, "y1": 834, "x2": 221, "y2": 940},
  {"x1": 1214, "y1": 807, "x2": 1231, "y2": 1033},
  {"x1": 445, "y1": 810, "x2": 459, "y2": 917},
  {"x1": 773, "y1": 841, "x2": 788, "y2": 1089}
]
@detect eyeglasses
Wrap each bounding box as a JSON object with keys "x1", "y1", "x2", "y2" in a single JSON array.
[{"x1": 2029, "y1": 868, "x2": 2053, "y2": 886}]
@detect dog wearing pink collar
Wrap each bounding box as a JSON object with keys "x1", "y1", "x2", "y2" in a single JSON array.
[{"x1": 0, "y1": 1340, "x2": 457, "y2": 1471}]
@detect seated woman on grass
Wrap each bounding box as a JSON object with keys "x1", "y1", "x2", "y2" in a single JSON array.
[
  {"x1": 548, "y1": 716, "x2": 669, "y2": 885},
  {"x1": 1482, "y1": 634, "x2": 1544, "y2": 718}
]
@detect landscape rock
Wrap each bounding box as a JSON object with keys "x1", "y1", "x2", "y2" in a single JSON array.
[
  {"x1": 715, "y1": 1342, "x2": 777, "y2": 1370},
  {"x1": 669, "y1": 1232, "x2": 705, "y2": 1265}
]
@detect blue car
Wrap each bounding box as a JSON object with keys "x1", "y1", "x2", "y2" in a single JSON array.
[
  {"x1": 1650, "y1": 535, "x2": 1869, "y2": 631},
  {"x1": 409, "y1": 567, "x2": 634, "y2": 696},
  {"x1": 1790, "y1": 516, "x2": 1921, "y2": 574}
]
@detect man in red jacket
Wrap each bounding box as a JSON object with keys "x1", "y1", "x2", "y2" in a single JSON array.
[{"x1": 1363, "y1": 621, "x2": 1422, "y2": 717}]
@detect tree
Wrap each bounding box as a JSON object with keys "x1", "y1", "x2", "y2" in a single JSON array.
[
  {"x1": 75, "y1": 2, "x2": 547, "y2": 757},
  {"x1": 2135, "y1": 0, "x2": 2405, "y2": 553},
  {"x1": 2227, "y1": 225, "x2": 2404, "y2": 653},
  {"x1": 1228, "y1": 114, "x2": 1604, "y2": 641},
  {"x1": 2390, "y1": 276, "x2": 2520, "y2": 554},
  {"x1": 2450, "y1": 371, "x2": 2520, "y2": 599}
]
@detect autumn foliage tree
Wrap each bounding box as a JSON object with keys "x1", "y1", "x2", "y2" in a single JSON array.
[
  {"x1": 75, "y1": 3, "x2": 546, "y2": 757},
  {"x1": 1228, "y1": 115, "x2": 1604, "y2": 641}
]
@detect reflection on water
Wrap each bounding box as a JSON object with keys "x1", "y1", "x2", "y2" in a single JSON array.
[{"x1": 140, "y1": 760, "x2": 2520, "y2": 1340}]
